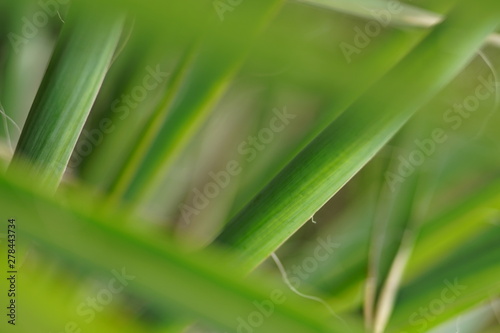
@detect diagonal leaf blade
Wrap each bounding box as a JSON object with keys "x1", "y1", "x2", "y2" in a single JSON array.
[{"x1": 216, "y1": 0, "x2": 500, "y2": 271}]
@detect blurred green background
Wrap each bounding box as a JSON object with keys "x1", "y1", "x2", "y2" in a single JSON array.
[{"x1": 0, "y1": 0, "x2": 499, "y2": 332}]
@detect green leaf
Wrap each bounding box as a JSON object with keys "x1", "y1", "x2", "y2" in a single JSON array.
[
  {"x1": 388, "y1": 228, "x2": 500, "y2": 332},
  {"x1": 216, "y1": 0, "x2": 500, "y2": 271},
  {"x1": 9, "y1": 7, "x2": 124, "y2": 191},
  {"x1": 0, "y1": 167, "x2": 363, "y2": 333},
  {"x1": 404, "y1": 179, "x2": 500, "y2": 282},
  {"x1": 108, "y1": 0, "x2": 286, "y2": 206}
]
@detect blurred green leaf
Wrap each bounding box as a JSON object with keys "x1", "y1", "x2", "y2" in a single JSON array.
[{"x1": 9, "y1": 6, "x2": 124, "y2": 191}]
